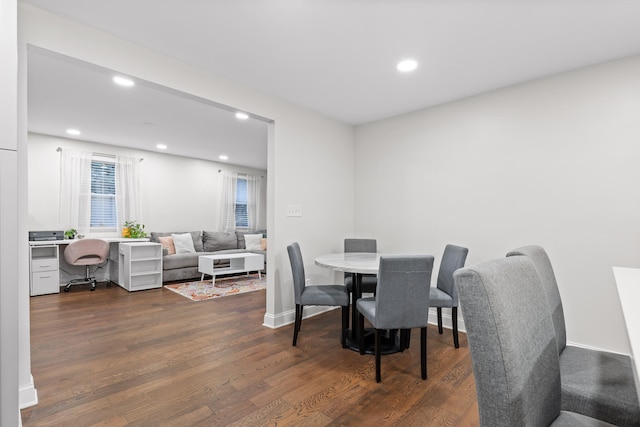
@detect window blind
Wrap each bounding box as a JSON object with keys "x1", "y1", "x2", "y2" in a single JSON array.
[
  {"x1": 90, "y1": 160, "x2": 117, "y2": 228},
  {"x1": 235, "y1": 177, "x2": 248, "y2": 228}
]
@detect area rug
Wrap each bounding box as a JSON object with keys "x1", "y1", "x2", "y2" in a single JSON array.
[{"x1": 164, "y1": 274, "x2": 266, "y2": 301}]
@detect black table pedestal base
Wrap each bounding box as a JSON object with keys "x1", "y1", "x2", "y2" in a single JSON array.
[{"x1": 344, "y1": 328, "x2": 408, "y2": 355}]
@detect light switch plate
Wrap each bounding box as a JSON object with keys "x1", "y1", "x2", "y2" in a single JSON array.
[{"x1": 287, "y1": 205, "x2": 302, "y2": 217}]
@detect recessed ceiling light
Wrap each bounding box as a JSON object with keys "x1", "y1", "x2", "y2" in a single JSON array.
[
  {"x1": 219, "y1": 155, "x2": 229, "y2": 161},
  {"x1": 113, "y1": 75, "x2": 135, "y2": 87},
  {"x1": 235, "y1": 112, "x2": 249, "y2": 120},
  {"x1": 66, "y1": 128, "x2": 81, "y2": 136},
  {"x1": 156, "y1": 144, "x2": 167, "y2": 150},
  {"x1": 397, "y1": 59, "x2": 418, "y2": 72}
]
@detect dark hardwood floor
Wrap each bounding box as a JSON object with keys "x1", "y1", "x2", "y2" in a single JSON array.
[{"x1": 21, "y1": 282, "x2": 479, "y2": 426}]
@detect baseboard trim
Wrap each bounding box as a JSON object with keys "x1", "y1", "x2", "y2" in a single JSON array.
[
  {"x1": 263, "y1": 306, "x2": 336, "y2": 329},
  {"x1": 19, "y1": 374, "x2": 38, "y2": 409},
  {"x1": 427, "y1": 307, "x2": 466, "y2": 333}
]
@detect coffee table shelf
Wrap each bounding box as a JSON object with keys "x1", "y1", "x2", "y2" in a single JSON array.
[{"x1": 198, "y1": 252, "x2": 264, "y2": 282}]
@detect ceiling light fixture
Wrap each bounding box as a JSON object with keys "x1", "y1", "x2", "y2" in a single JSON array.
[
  {"x1": 397, "y1": 59, "x2": 418, "y2": 72},
  {"x1": 235, "y1": 112, "x2": 249, "y2": 120},
  {"x1": 219, "y1": 155, "x2": 229, "y2": 160},
  {"x1": 113, "y1": 75, "x2": 135, "y2": 87},
  {"x1": 156, "y1": 144, "x2": 167, "y2": 150},
  {"x1": 66, "y1": 128, "x2": 81, "y2": 136}
]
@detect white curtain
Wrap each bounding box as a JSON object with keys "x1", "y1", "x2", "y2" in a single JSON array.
[
  {"x1": 115, "y1": 155, "x2": 142, "y2": 228},
  {"x1": 59, "y1": 150, "x2": 93, "y2": 236},
  {"x1": 246, "y1": 174, "x2": 263, "y2": 230},
  {"x1": 219, "y1": 172, "x2": 238, "y2": 232},
  {"x1": 219, "y1": 172, "x2": 264, "y2": 231}
]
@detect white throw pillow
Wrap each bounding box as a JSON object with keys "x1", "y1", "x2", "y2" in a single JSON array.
[
  {"x1": 172, "y1": 233, "x2": 196, "y2": 254},
  {"x1": 244, "y1": 234, "x2": 263, "y2": 251}
]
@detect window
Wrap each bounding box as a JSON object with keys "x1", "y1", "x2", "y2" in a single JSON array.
[
  {"x1": 90, "y1": 160, "x2": 117, "y2": 229},
  {"x1": 235, "y1": 177, "x2": 248, "y2": 228}
]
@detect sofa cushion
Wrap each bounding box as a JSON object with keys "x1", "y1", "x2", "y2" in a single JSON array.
[
  {"x1": 203, "y1": 231, "x2": 238, "y2": 252},
  {"x1": 157, "y1": 236, "x2": 176, "y2": 255},
  {"x1": 172, "y1": 233, "x2": 196, "y2": 253},
  {"x1": 244, "y1": 234, "x2": 263, "y2": 251},
  {"x1": 151, "y1": 231, "x2": 203, "y2": 252},
  {"x1": 236, "y1": 230, "x2": 266, "y2": 249},
  {"x1": 163, "y1": 253, "x2": 201, "y2": 270}
]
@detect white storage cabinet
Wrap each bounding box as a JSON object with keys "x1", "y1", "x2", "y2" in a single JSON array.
[
  {"x1": 118, "y1": 242, "x2": 163, "y2": 291},
  {"x1": 30, "y1": 245, "x2": 60, "y2": 296}
]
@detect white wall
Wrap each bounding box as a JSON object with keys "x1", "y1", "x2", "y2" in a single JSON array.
[
  {"x1": 28, "y1": 133, "x2": 267, "y2": 234},
  {"x1": 18, "y1": 7, "x2": 355, "y2": 410},
  {"x1": 1, "y1": 0, "x2": 21, "y2": 425},
  {"x1": 355, "y1": 56, "x2": 640, "y2": 354}
]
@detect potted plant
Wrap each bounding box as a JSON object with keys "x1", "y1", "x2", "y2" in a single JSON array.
[
  {"x1": 64, "y1": 228, "x2": 77, "y2": 240},
  {"x1": 122, "y1": 220, "x2": 147, "y2": 238}
]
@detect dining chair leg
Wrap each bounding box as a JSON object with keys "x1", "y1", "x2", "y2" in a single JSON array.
[
  {"x1": 341, "y1": 305, "x2": 349, "y2": 348},
  {"x1": 421, "y1": 327, "x2": 427, "y2": 380},
  {"x1": 452, "y1": 307, "x2": 459, "y2": 348},
  {"x1": 358, "y1": 312, "x2": 366, "y2": 355},
  {"x1": 437, "y1": 307, "x2": 443, "y2": 334},
  {"x1": 375, "y1": 329, "x2": 382, "y2": 383},
  {"x1": 292, "y1": 304, "x2": 302, "y2": 346}
]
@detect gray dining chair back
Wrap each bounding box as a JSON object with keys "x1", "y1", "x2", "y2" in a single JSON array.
[
  {"x1": 344, "y1": 238, "x2": 378, "y2": 294},
  {"x1": 507, "y1": 245, "x2": 640, "y2": 426},
  {"x1": 430, "y1": 244, "x2": 468, "y2": 347},
  {"x1": 357, "y1": 255, "x2": 434, "y2": 382},
  {"x1": 454, "y1": 256, "x2": 615, "y2": 427},
  {"x1": 345, "y1": 238, "x2": 376, "y2": 253},
  {"x1": 287, "y1": 242, "x2": 350, "y2": 347},
  {"x1": 506, "y1": 245, "x2": 566, "y2": 353},
  {"x1": 374, "y1": 256, "x2": 432, "y2": 329}
]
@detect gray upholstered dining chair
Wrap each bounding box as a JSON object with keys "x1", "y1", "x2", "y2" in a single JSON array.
[
  {"x1": 507, "y1": 245, "x2": 640, "y2": 426},
  {"x1": 344, "y1": 238, "x2": 378, "y2": 294},
  {"x1": 454, "y1": 256, "x2": 616, "y2": 427},
  {"x1": 429, "y1": 244, "x2": 468, "y2": 348},
  {"x1": 356, "y1": 255, "x2": 434, "y2": 383},
  {"x1": 63, "y1": 239, "x2": 110, "y2": 292},
  {"x1": 287, "y1": 242, "x2": 350, "y2": 348}
]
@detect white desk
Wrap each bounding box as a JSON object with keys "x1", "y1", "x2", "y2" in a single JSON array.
[
  {"x1": 28, "y1": 238, "x2": 150, "y2": 295},
  {"x1": 612, "y1": 266, "x2": 640, "y2": 400}
]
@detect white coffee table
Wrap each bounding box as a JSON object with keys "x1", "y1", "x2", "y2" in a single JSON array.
[{"x1": 198, "y1": 252, "x2": 264, "y2": 282}]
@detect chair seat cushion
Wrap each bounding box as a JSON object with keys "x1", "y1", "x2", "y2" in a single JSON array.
[
  {"x1": 300, "y1": 285, "x2": 349, "y2": 307},
  {"x1": 345, "y1": 274, "x2": 377, "y2": 294},
  {"x1": 429, "y1": 287, "x2": 454, "y2": 307},
  {"x1": 553, "y1": 411, "x2": 616, "y2": 426},
  {"x1": 356, "y1": 297, "x2": 376, "y2": 324},
  {"x1": 560, "y1": 345, "x2": 640, "y2": 426}
]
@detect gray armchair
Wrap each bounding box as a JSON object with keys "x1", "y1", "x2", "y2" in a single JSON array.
[
  {"x1": 287, "y1": 242, "x2": 350, "y2": 347},
  {"x1": 454, "y1": 256, "x2": 615, "y2": 426},
  {"x1": 507, "y1": 245, "x2": 640, "y2": 426},
  {"x1": 356, "y1": 255, "x2": 434, "y2": 383},
  {"x1": 429, "y1": 244, "x2": 468, "y2": 348}
]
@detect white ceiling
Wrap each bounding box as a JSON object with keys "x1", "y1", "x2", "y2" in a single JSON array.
[{"x1": 24, "y1": 1, "x2": 640, "y2": 167}]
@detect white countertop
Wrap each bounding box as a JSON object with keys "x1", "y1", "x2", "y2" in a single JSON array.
[
  {"x1": 612, "y1": 266, "x2": 640, "y2": 398},
  {"x1": 29, "y1": 237, "x2": 149, "y2": 245}
]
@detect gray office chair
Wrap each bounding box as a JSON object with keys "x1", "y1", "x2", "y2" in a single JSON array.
[
  {"x1": 454, "y1": 256, "x2": 615, "y2": 426},
  {"x1": 429, "y1": 244, "x2": 468, "y2": 348},
  {"x1": 357, "y1": 255, "x2": 434, "y2": 383},
  {"x1": 63, "y1": 239, "x2": 110, "y2": 291},
  {"x1": 507, "y1": 245, "x2": 640, "y2": 426},
  {"x1": 287, "y1": 242, "x2": 350, "y2": 347},
  {"x1": 344, "y1": 238, "x2": 378, "y2": 294}
]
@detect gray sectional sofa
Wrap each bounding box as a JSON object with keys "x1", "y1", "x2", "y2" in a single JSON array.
[{"x1": 150, "y1": 230, "x2": 266, "y2": 283}]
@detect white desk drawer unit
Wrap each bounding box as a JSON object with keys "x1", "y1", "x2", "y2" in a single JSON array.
[{"x1": 29, "y1": 245, "x2": 60, "y2": 296}]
